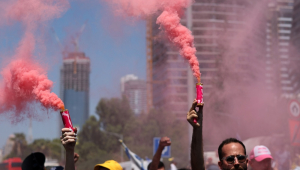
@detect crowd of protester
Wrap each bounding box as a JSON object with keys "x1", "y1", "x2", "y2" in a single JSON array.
[{"x1": 19, "y1": 99, "x2": 295, "y2": 170}]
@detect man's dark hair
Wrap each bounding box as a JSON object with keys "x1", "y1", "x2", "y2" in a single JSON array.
[
  {"x1": 218, "y1": 138, "x2": 246, "y2": 161},
  {"x1": 147, "y1": 161, "x2": 165, "y2": 170}
]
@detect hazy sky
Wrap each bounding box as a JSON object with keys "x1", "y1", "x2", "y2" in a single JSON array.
[{"x1": 0, "y1": 0, "x2": 146, "y2": 147}]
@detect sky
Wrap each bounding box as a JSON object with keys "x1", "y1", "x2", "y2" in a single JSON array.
[{"x1": 0, "y1": 0, "x2": 146, "y2": 147}]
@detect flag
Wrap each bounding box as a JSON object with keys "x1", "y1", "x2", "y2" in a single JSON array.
[{"x1": 119, "y1": 140, "x2": 148, "y2": 170}]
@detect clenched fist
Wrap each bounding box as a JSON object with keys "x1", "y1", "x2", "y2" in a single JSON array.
[
  {"x1": 158, "y1": 137, "x2": 171, "y2": 150},
  {"x1": 60, "y1": 128, "x2": 77, "y2": 152}
]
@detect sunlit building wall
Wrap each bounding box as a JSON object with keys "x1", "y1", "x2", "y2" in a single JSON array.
[
  {"x1": 291, "y1": 0, "x2": 300, "y2": 95},
  {"x1": 121, "y1": 75, "x2": 147, "y2": 115},
  {"x1": 266, "y1": 0, "x2": 295, "y2": 95}
]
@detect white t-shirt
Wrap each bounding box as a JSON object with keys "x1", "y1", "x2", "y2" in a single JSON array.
[{"x1": 170, "y1": 163, "x2": 177, "y2": 170}]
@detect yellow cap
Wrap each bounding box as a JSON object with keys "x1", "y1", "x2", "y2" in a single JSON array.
[
  {"x1": 168, "y1": 157, "x2": 174, "y2": 162},
  {"x1": 94, "y1": 160, "x2": 122, "y2": 170}
]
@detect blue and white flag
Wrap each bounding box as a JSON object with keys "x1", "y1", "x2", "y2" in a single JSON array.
[{"x1": 119, "y1": 140, "x2": 148, "y2": 170}]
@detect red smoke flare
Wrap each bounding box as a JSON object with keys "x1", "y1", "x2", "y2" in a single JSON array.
[{"x1": 157, "y1": 7, "x2": 200, "y2": 82}]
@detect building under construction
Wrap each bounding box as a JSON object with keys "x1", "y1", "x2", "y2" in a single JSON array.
[{"x1": 60, "y1": 52, "x2": 90, "y2": 129}]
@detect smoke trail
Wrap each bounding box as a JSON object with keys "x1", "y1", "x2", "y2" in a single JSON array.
[
  {"x1": 157, "y1": 7, "x2": 200, "y2": 80},
  {"x1": 1, "y1": 59, "x2": 64, "y2": 111},
  {"x1": 0, "y1": 0, "x2": 69, "y2": 120},
  {"x1": 104, "y1": 0, "x2": 201, "y2": 81}
]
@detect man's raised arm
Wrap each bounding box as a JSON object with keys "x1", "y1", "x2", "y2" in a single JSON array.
[
  {"x1": 187, "y1": 100, "x2": 205, "y2": 170},
  {"x1": 61, "y1": 128, "x2": 77, "y2": 170},
  {"x1": 149, "y1": 137, "x2": 171, "y2": 170}
]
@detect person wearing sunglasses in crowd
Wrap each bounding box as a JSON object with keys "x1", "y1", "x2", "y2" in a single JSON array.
[
  {"x1": 187, "y1": 99, "x2": 248, "y2": 170},
  {"x1": 217, "y1": 138, "x2": 248, "y2": 170}
]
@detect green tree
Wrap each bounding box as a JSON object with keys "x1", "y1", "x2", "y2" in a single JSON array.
[
  {"x1": 126, "y1": 109, "x2": 189, "y2": 167},
  {"x1": 5, "y1": 134, "x2": 63, "y2": 161},
  {"x1": 76, "y1": 97, "x2": 136, "y2": 169},
  {"x1": 77, "y1": 96, "x2": 189, "y2": 169},
  {"x1": 5, "y1": 133, "x2": 28, "y2": 159}
]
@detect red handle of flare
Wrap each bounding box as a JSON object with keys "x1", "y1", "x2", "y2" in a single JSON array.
[{"x1": 60, "y1": 109, "x2": 76, "y2": 132}]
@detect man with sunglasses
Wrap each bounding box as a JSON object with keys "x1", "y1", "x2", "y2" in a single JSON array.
[
  {"x1": 187, "y1": 100, "x2": 248, "y2": 170},
  {"x1": 217, "y1": 138, "x2": 248, "y2": 170}
]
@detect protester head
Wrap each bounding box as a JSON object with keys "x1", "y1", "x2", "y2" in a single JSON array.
[
  {"x1": 217, "y1": 138, "x2": 248, "y2": 170},
  {"x1": 94, "y1": 160, "x2": 122, "y2": 170},
  {"x1": 22, "y1": 152, "x2": 45, "y2": 170},
  {"x1": 249, "y1": 145, "x2": 273, "y2": 170},
  {"x1": 147, "y1": 161, "x2": 165, "y2": 170}
]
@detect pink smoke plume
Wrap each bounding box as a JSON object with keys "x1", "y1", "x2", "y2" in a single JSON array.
[
  {"x1": 104, "y1": 0, "x2": 201, "y2": 81},
  {"x1": 157, "y1": 7, "x2": 200, "y2": 81},
  {"x1": 0, "y1": 0, "x2": 69, "y2": 119},
  {"x1": 1, "y1": 59, "x2": 64, "y2": 111}
]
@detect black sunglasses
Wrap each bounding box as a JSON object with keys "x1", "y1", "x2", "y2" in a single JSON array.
[{"x1": 221, "y1": 155, "x2": 247, "y2": 164}]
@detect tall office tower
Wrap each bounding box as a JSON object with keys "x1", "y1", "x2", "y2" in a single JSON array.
[
  {"x1": 151, "y1": 0, "x2": 266, "y2": 119},
  {"x1": 266, "y1": 0, "x2": 295, "y2": 95},
  {"x1": 291, "y1": 0, "x2": 300, "y2": 96},
  {"x1": 60, "y1": 52, "x2": 90, "y2": 129},
  {"x1": 121, "y1": 74, "x2": 147, "y2": 115}
]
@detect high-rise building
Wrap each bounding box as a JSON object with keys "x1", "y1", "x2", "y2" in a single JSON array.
[
  {"x1": 60, "y1": 52, "x2": 90, "y2": 129},
  {"x1": 290, "y1": 0, "x2": 300, "y2": 96},
  {"x1": 121, "y1": 74, "x2": 147, "y2": 115},
  {"x1": 266, "y1": 0, "x2": 295, "y2": 95},
  {"x1": 151, "y1": 0, "x2": 266, "y2": 119}
]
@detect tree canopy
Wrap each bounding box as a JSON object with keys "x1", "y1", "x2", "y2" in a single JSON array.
[{"x1": 76, "y1": 96, "x2": 189, "y2": 169}]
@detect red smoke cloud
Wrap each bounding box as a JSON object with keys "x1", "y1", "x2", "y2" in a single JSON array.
[
  {"x1": 1, "y1": 59, "x2": 64, "y2": 111},
  {"x1": 104, "y1": 0, "x2": 201, "y2": 81},
  {"x1": 157, "y1": 8, "x2": 200, "y2": 81},
  {"x1": 0, "y1": 0, "x2": 69, "y2": 120}
]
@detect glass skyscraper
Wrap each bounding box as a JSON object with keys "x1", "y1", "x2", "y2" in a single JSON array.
[{"x1": 60, "y1": 52, "x2": 90, "y2": 130}]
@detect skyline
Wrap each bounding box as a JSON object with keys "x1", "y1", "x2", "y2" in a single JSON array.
[{"x1": 0, "y1": 0, "x2": 146, "y2": 147}]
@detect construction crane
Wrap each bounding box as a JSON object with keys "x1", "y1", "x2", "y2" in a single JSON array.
[
  {"x1": 146, "y1": 17, "x2": 153, "y2": 113},
  {"x1": 51, "y1": 21, "x2": 87, "y2": 75},
  {"x1": 72, "y1": 21, "x2": 87, "y2": 74}
]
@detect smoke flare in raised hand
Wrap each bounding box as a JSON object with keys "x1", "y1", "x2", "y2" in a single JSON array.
[
  {"x1": 0, "y1": 0, "x2": 69, "y2": 120},
  {"x1": 104, "y1": 0, "x2": 201, "y2": 81}
]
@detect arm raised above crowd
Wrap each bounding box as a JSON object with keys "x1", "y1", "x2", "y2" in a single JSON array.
[
  {"x1": 187, "y1": 100, "x2": 205, "y2": 170},
  {"x1": 149, "y1": 137, "x2": 171, "y2": 170},
  {"x1": 61, "y1": 128, "x2": 77, "y2": 170}
]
